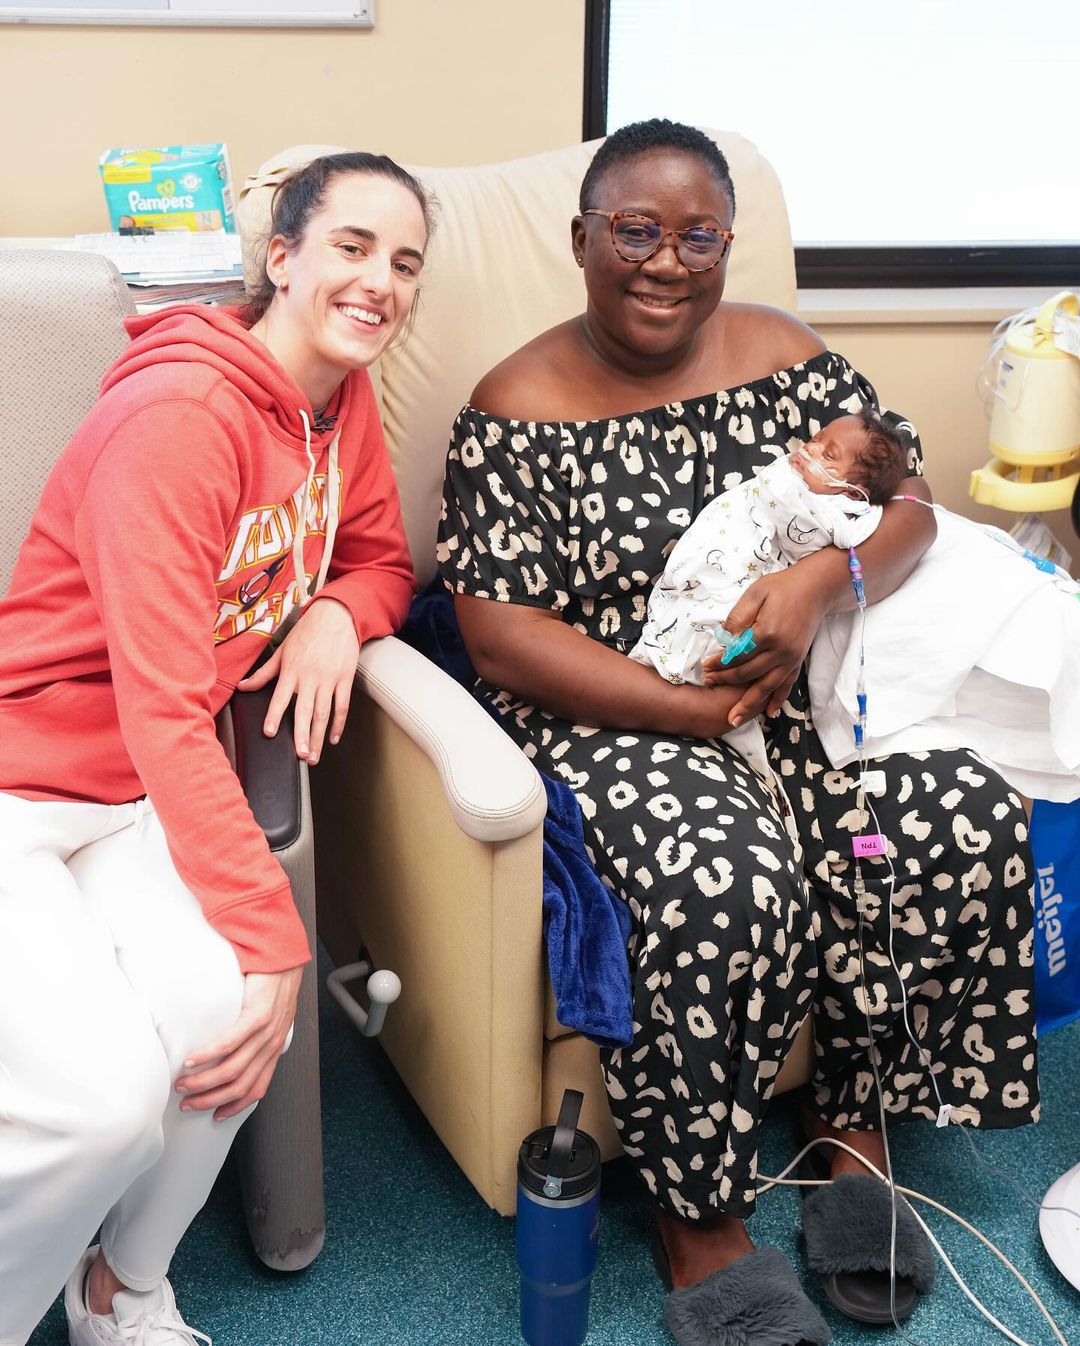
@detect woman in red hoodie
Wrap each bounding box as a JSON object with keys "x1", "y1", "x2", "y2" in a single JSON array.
[{"x1": 0, "y1": 152, "x2": 426, "y2": 1346}]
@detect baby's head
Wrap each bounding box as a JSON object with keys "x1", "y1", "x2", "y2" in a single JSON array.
[{"x1": 793, "y1": 408, "x2": 907, "y2": 504}]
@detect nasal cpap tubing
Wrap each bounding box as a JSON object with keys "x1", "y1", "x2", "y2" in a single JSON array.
[{"x1": 792, "y1": 444, "x2": 871, "y2": 502}]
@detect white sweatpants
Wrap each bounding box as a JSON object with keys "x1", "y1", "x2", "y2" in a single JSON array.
[{"x1": 0, "y1": 791, "x2": 251, "y2": 1346}]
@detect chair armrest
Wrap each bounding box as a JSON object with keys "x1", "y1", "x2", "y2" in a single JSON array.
[
  {"x1": 228, "y1": 686, "x2": 302, "y2": 853},
  {"x1": 354, "y1": 635, "x2": 546, "y2": 842}
]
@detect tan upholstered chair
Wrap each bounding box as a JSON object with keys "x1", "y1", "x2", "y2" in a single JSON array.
[
  {"x1": 238, "y1": 132, "x2": 814, "y2": 1217},
  {"x1": 0, "y1": 249, "x2": 323, "y2": 1270}
]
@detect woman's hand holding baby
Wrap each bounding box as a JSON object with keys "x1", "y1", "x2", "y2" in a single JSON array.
[{"x1": 703, "y1": 567, "x2": 829, "y2": 725}]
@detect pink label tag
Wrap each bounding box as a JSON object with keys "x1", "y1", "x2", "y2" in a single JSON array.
[{"x1": 853, "y1": 833, "x2": 886, "y2": 858}]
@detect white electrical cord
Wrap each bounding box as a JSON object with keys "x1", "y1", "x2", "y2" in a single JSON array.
[
  {"x1": 763, "y1": 529, "x2": 1075, "y2": 1346},
  {"x1": 758, "y1": 1139, "x2": 1070, "y2": 1346},
  {"x1": 862, "y1": 781, "x2": 1080, "y2": 1229},
  {"x1": 858, "y1": 903, "x2": 922, "y2": 1343},
  {"x1": 876, "y1": 495, "x2": 1080, "y2": 1224}
]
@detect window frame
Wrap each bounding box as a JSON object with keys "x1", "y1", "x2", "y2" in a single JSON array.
[
  {"x1": 583, "y1": 0, "x2": 1080, "y2": 290},
  {"x1": 0, "y1": 1, "x2": 373, "y2": 25}
]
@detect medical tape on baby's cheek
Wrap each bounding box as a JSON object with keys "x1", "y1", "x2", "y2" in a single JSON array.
[
  {"x1": 795, "y1": 447, "x2": 840, "y2": 484},
  {"x1": 794, "y1": 447, "x2": 869, "y2": 501}
]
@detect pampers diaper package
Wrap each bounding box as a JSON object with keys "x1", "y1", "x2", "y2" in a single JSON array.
[{"x1": 99, "y1": 145, "x2": 236, "y2": 232}]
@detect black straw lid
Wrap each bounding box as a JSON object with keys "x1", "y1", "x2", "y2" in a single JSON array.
[{"x1": 518, "y1": 1089, "x2": 601, "y2": 1199}]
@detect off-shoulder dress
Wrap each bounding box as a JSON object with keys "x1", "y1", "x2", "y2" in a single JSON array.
[{"x1": 438, "y1": 351, "x2": 1038, "y2": 1221}]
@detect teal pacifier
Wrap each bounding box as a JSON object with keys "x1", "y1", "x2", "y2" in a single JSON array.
[{"x1": 714, "y1": 626, "x2": 756, "y2": 666}]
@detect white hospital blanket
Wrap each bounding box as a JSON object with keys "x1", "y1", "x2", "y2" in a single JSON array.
[{"x1": 809, "y1": 511, "x2": 1080, "y2": 802}]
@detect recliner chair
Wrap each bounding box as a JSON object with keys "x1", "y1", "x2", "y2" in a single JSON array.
[
  {"x1": 239, "y1": 130, "x2": 815, "y2": 1217},
  {"x1": 0, "y1": 247, "x2": 324, "y2": 1271}
]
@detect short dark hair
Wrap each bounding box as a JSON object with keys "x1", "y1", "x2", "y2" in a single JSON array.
[
  {"x1": 580, "y1": 118, "x2": 736, "y2": 217},
  {"x1": 850, "y1": 406, "x2": 908, "y2": 505},
  {"x1": 244, "y1": 151, "x2": 436, "y2": 322}
]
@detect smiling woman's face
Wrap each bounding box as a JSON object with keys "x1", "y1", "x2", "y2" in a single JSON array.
[
  {"x1": 573, "y1": 147, "x2": 733, "y2": 362},
  {"x1": 262, "y1": 170, "x2": 428, "y2": 403}
]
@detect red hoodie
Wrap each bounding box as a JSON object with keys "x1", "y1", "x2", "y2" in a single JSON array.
[{"x1": 0, "y1": 305, "x2": 414, "y2": 973}]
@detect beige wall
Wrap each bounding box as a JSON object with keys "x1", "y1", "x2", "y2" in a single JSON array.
[
  {"x1": 1, "y1": 6, "x2": 1071, "y2": 556},
  {"x1": 0, "y1": 0, "x2": 585, "y2": 236}
]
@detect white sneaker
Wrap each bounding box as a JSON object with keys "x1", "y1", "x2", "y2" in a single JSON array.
[{"x1": 64, "y1": 1246, "x2": 212, "y2": 1346}]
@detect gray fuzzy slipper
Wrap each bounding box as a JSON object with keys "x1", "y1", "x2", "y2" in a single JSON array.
[
  {"x1": 802, "y1": 1172, "x2": 935, "y2": 1324},
  {"x1": 663, "y1": 1246, "x2": 832, "y2": 1346}
]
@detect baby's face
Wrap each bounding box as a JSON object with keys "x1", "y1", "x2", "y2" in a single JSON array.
[{"x1": 792, "y1": 416, "x2": 865, "y2": 496}]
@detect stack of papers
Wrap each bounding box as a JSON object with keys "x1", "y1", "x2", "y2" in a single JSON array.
[
  {"x1": 73, "y1": 230, "x2": 243, "y2": 283},
  {"x1": 70, "y1": 230, "x2": 246, "y2": 310}
]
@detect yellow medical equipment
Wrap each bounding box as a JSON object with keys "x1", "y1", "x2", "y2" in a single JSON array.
[{"x1": 971, "y1": 291, "x2": 1080, "y2": 514}]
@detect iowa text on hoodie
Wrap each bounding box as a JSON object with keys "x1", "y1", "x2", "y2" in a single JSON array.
[{"x1": 0, "y1": 306, "x2": 415, "y2": 973}]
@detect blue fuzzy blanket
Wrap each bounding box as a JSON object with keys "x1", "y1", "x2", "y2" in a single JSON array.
[{"x1": 399, "y1": 581, "x2": 632, "y2": 1049}]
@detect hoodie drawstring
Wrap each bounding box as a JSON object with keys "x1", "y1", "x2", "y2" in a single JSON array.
[{"x1": 293, "y1": 408, "x2": 341, "y2": 609}]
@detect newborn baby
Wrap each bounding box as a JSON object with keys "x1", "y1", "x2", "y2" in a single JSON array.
[{"x1": 629, "y1": 407, "x2": 907, "y2": 774}]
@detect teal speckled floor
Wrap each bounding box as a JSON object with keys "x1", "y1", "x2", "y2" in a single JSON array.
[{"x1": 30, "y1": 962, "x2": 1080, "y2": 1346}]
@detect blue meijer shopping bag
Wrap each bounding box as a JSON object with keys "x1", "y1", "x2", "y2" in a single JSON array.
[{"x1": 1030, "y1": 799, "x2": 1080, "y2": 1034}]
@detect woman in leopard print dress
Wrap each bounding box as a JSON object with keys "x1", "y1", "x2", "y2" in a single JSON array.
[{"x1": 437, "y1": 121, "x2": 1036, "y2": 1341}]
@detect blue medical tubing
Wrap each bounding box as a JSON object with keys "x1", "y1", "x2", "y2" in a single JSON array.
[
  {"x1": 850, "y1": 547, "x2": 868, "y2": 747},
  {"x1": 848, "y1": 545, "x2": 866, "y2": 609},
  {"x1": 1023, "y1": 549, "x2": 1057, "y2": 574}
]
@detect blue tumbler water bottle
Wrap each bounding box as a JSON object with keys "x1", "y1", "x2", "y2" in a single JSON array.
[{"x1": 516, "y1": 1089, "x2": 601, "y2": 1346}]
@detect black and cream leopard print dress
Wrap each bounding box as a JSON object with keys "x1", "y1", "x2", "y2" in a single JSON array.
[{"x1": 438, "y1": 351, "x2": 1038, "y2": 1222}]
